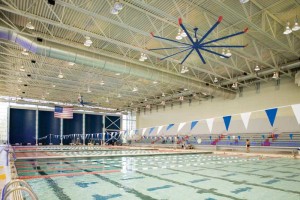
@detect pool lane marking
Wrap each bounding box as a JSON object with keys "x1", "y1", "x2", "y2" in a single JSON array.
[{"x1": 19, "y1": 169, "x2": 121, "y2": 180}]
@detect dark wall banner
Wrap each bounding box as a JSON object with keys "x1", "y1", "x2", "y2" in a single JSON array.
[
  {"x1": 63, "y1": 113, "x2": 82, "y2": 145},
  {"x1": 85, "y1": 114, "x2": 103, "y2": 144},
  {"x1": 9, "y1": 108, "x2": 36, "y2": 145},
  {"x1": 38, "y1": 110, "x2": 60, "y2": 145}
]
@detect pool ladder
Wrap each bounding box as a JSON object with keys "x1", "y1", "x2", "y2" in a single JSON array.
[{"x1": 1, "y1": 179, "x2": 38, "y2": 200}]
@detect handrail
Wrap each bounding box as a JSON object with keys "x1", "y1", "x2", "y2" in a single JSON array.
[
  {"x1": 1, "y1": 179, "x2": 38, "y2": 200},
  {"x1": 3, "y1": 186, "x2": 38, "y2": 200}
]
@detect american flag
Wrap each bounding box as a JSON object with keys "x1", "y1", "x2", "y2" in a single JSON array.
[{"x1": 54, "y1": 106, "x2": 73, "y2": 119}]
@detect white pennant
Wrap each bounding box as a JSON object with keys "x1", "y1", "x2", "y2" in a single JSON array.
[
  {"x1": 206, "y1": 118, "x2": 214, "y2": 133},
  {"x1": 291, "y1": 104, "x2": 300, "y2": 124},
  {"x1": 157, "y1": 126, "x2": 163, "y2": 135},
  {"x1": 142, "y1": 128, "x2": 147, "y2": 136},
  {"x1": 240, "y1": 112, "x2": 251, "y2": 130},
  {"x1": 177, "y1": 122, "x2": 186, "y2": 132}
]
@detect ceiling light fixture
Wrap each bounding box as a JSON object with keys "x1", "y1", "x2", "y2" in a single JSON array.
[
  {"x1": 115, "y1": 73, "x2": 120, "y2": 76},
  {"x1": 52, "y1": 84, "x2": 56, "y2": 88},
  {"x1": 21, "y1": 49, "x2": 29, "y2": 56},
  {"x1": 139, "y1": 53, "x2": 147, "y2": 61},
  {"x1": 162, "y1": 92, "x2": 165, "y2": 97},
  {"x1": 68, "y1": 62, "x2": 75, "y2": 66},
  {"x1": 152, "y1": 80, "x2": 158, "y2": 84},
  {"x1": 176, "y1": 29, "x2": 183, "y2": 40},
  {"x1": 100, "y1": 80, "x2": 105, "y2": 85},
  {"x1": 180, "y1": 65, "x2": 189, "y2": 74},
  {"x1": 26, "y1": 22, "x2": 35, "y2": 30},
  {"x1": 84, "y1": 36, "x2": 93, "y2": 47},
  {"x1": 46, "y1": 92, "x2": 50, "y2": 95},
  {"x1": 17, "y1": 78, "x2": 22, "y2": 83},
  {"x1": 161, "y1": 100, "x2": 165, "y2": 105},
  {"x1": 111, "y1": 0, "x2": 123, "y2": 15},
  {"x1": 181, "y1": 29, "x2": 187, "y2": 37},
  {"x1": 58, "y1": 71, "x2": 64, "y2": 79},
  {"x1": 213, "y1": 77, "x2": 218, "y2": 83},
  {"x1": 220, "y1": 49, "x2": 226, "y2": 58},
  {"x1": 19, "y1": 66, "x2": 25, "y2": 72},
  {"x1": 105, "y1": 97, "x2": 109, "y2": 103},
  {"x1": 132, "y1": 87, "x2": 138, "y2": 92},
  {"x1": 179, "y1": 96, "x2": 184, "y2": 101},
  {"x1": 144, "y1": 98, "x2": 147, "y2": 102},
  {"x1": 225, "y1": 49, "x2": 232, "y2": 57},
  {"x1": 232, "y1": 82, "x2": 238, "y2": 89},
  {"x1": 272, "y1": 72, "x2": 279, "y2": 79},
  {"x1": 240, "y1": 0, "x2": 249, "y2": 3},
  {"x1": 292, "y1": 16, "x2": 300, "y2": 31},
  {"x1": 117, "y1": 93, "x2": 121, "y2": 98},
  {"x1": 254, "y1": 65, "x2": 260, "y2": 71},
  {"x1": 146, "y1": 104, "x2": 151, "y2": 109},
  {"x1": 283, "y1": 22, "x2": 292, "y2": 35},
  {"x1": 87, "y1": 87, "x2": 91, "y2": 93}
]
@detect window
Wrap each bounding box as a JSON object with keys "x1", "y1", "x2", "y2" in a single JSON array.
[{"x1": 122, "y1": 112, "x2": 136, "y2": 131}]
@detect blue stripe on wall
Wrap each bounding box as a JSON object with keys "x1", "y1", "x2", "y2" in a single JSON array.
[
  {"x1": 38, "y1": 110, "x2": 60, "y2": 145},
  {"x1": 9, "y1": 108, "x2": 36, "y2": 145}
]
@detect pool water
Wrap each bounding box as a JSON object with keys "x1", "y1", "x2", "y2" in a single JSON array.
[{"x1": 15, "y1": 154, "x2": 300, "y2": 200}]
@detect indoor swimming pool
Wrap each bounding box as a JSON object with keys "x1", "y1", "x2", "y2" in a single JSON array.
[{"x1": 15, "y1": 153, "x2": 300, "y2": 200}]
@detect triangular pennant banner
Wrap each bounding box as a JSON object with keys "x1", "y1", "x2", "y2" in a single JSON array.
[
  {"x1": 149, "y1": 127, "x2": 155, "y2": 135},
  {"x1": 166, "y1": 124, "x2": 174, "y2": 131},
  {"x1": 240, "y1": 112, "x2": 251, "y2": 130},
  {"x1": 190, "y1": 121, "x2": 199, "y2": 131},
  {"x1": 223, "y1": 116, "x2": 232, "y2": 131},
  {"x1": 291, "y1": 104, "x2": 300, "y2": 124},
  {"x1": 142, "y1": 128, "x2": 147, "y2": 136},
  {"x1": 289, "y1": 133, "x2": 293, "y2": 140},
  {"x1": 206, "y1": 118, "x2": 214, "y2": 133},
  {"x1": 157, "y1": 126, "x2": 163, "y2": 135},
  {"x1": 177, "y1": 122, "x2": 186, "y2": 132},
  {"x1": 265, "y1": 108, "x2": 278, "y2": 127}
]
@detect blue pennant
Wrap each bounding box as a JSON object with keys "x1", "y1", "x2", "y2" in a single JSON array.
[
  {"x1": 166, "y1": 124, "x2": 174, "y2": 131},
  {"x1": 223, "y1": 115, "x2": 232, "y2": 131},
  {"x1": 149, "y1": 127, "x2": 155, "y2": 135},
  {"x1": 289, "y1": 133, "x2": 293, "y2": 140},
  {"x1": 190, "y1": 121, "x2": 199, "y2": 131},
  {"x1": 265, "y1": 108, "x2": 278, "y2": 127}
]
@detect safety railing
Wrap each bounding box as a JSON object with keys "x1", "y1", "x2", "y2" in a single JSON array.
[{"x1": 1, "y1": 179, "x2": 38, "y2": 200}]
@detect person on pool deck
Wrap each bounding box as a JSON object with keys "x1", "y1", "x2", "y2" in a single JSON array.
[{"x1": 246, "y1": 139, "x2": 250, "y2": 153}]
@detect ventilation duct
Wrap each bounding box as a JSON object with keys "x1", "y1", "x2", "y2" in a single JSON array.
[{"x1": 0, "y1": 28, "x2": 236, "y2": 99}]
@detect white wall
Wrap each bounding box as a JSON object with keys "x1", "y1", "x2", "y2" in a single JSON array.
[
  {"x1": 0, "y1": 102, "x2": 9, "y2": 143},
  {"x1": 137, "y1": 78, "x2": 300, "y2": 133}
]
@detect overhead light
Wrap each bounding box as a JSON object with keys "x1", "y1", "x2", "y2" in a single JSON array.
[
  {"x1": 254, "y1": 65, "x2": 260, "y2": 71},
  {"x1": 283, "y1": 22, "x2": 292, "y2": 35},
  {"x1": 17, "y1": 88, "x2": 21, "y2": 91},
  {"x1": 292, "y1": 22, "x2": 300, "y2": 31},
  {"x1": 105, "y1": 97, "x2": 109, "y2": 103},
  {"x1": 100, "y1": 80, "x2": 105, "y2": 85},
  {"x1": 21, "y1": 49, "x2": 29, "y2": 56},
  {"x1": 19, "y1": 66, "x2": 25, "y2": 72},
  {"x1": 111, "y1": 0, "x2": 123, "y2": 14},
  {"x1": 144, "y1": 98, "x2": 147, "y2": 102},
  {"x1": 46, "y1": 92, "x2": 50, "y2": 95},
  {"x1": 132, "y1": 87, "x2": 138, "y2": 92},
  {"x1": 68, "y1": 62, "x2": 75, "y2": 66},
  {"x1": 181, "y1": 30, "x2": 187, "y2": 37},
  {"x1": 181, "y1": 65, "x2": 189, "y2": 74},
  {"x1": 17, "y1": 78, "x2": 22, "y2": 83},
  {"x1": 162, "y1": 92, "x2": 165, "y2": 97},
  {"x1": 146, "y1": 104, "x2": 151, "y2": 109},
  {"x1": 58, "y1": 71, "x2": 64, "y2": 79},
  {"x1": 153, "y1": 80, "x2": 158, "y2": 84},
  {"x1": 84, "y1": 36, "x2": 93, "y2": 46},
  {"x1": 225, "y1": 49, "x2": 232, "y2": 57},
  {"x1": 52, "y1": 84, "x2": 56, "y2": 88},
  {"x1": 139, "y1": 53, "x2": 147, "y2": 61},
  {"x1": 179, "y1": 96, "x2": 184, "y2": 101},
  {"x1": 26, "y1": 22, "x2": 35, "y2": 30},
  {"x1": 87, "y1": 87, "x2": 91, "y2": 93},
  {"x1": 213, "y1": 77, "x2": 218, "y2": 83},
  {"x1": 115, "y1": 73, "x2": 121, "y2": 76},
  {"x1": 117, "y1": 93, "x2": 121, "y2": 98},
  {"x1": 161, "y1": 100, "x2": 165, "y2": 105},
  {"x1": 184, "y1": 88, "x2": 188, "y2": 91},
  {"x1": 272, "y1": 72, "x2": 279, "y2": 79},
  {"x1": 232, "y1": 82, "x2": 238, "y2": 89},
  {"x1": 176, "y1": 29, "x2": 183, "y2": 40},
  {"x1": 240, "y1": 0, "x2": 249, "y2": 3}
]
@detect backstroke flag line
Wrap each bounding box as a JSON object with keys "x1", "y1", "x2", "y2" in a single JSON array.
[
  {"x1": 177, "y1": 122, "x2": 186, "y2": 132},
  {"x1": 206, "y1": 118, "x2": 214, "y2": 133}
]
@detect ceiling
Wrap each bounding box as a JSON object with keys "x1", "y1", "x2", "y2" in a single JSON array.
[{"x1": 0, "y1": 0, "x2": 299, "y2": 112}]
